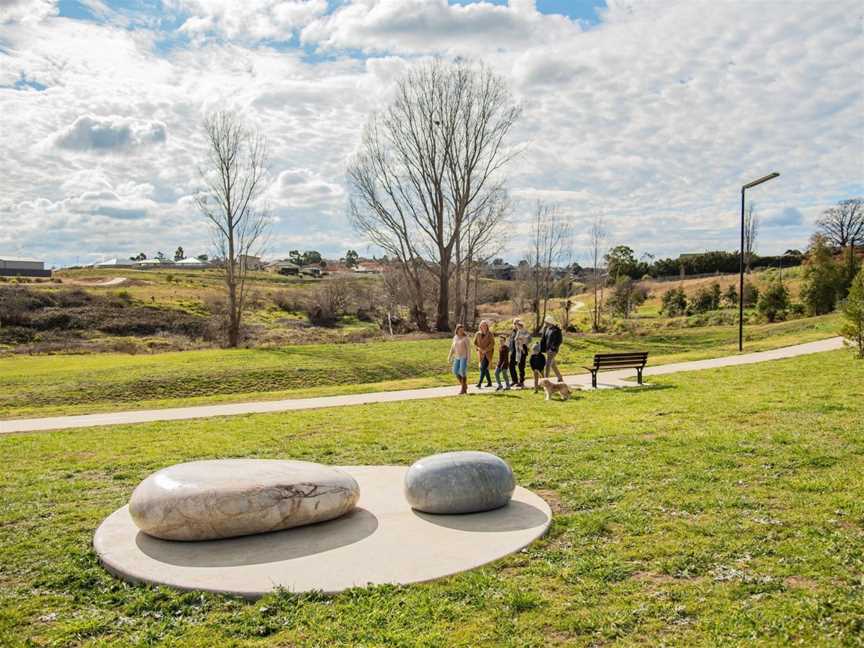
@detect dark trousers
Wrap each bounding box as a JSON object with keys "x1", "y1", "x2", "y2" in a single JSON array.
[
  {"x1": 478, "y1": 356, "x2": 492, "y2": 386},
  {"x1": 509, "y1": 353, "x2": 526, "y2": 385}
]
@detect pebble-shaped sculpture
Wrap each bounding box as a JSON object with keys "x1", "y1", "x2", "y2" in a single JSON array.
[
  {"x1": 404, "y1": 451, "x2": 515, "y2": 514},
  {"x1": 129, "y1": 459, "x2": 360, "y2": 541}
]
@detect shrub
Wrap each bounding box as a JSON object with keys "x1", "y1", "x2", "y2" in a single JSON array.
[
  {"x1": 608, "y1": 277, "x2": 648, "y2": 318},
  {"x1": 788, "y1": 302, "x2": 806, "y2": 318},
  {"x1": 661, "y1": 287, "x2": 687, "y2": 316},
  {"x1": 690, "y1": 284, "x2": 721, "y2": 314},
  {"x1": 272, "y1": 290, "x2": 305, "y2": 313},
  {"x1": 841, "y1": 267, "x2": 864, "y2": 358},
  {"x1": 743, "y1": 281, "x2": 759, "y2": 307},
  {"x1": 800, "y1": 236, "x2": 842, "y2": 315},
  {"x1": 722, "y1": 284, "x2": 738, "y2": 307},
  {"x1": 304, "y1": 276, "x2": 355, "y2": 327},
  {"x1": 757, "y1": 281, "x2": 790, "y2": 322},
  {"x1": 54, "y1": 289, "x2": 92, "y2": 308}
]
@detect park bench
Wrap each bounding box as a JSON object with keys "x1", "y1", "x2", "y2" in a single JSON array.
[{"x1": 584, "y1": 352, "x2": 649, "y2": 388}]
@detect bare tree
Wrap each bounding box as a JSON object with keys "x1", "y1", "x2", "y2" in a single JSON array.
[
  {"x1": 454, "y1": 190, "x2": 509, "y2": 326},
  {"x1": 817, "y1": 197, "x2": 864, "y2": 275},
  {"x1": 348, "y1": 59, "x2": 521, "y2": 331},
  {"x1": 588, "y1": 215, "x2": 607, "y2": 332},
  {"x1": 195, "y1": 110, "x2": 270, "y2": 347},
  {"x1": 526, "y1": 201, "x2": 569, "y2": 334},
  {"x1": 744, "y1": 201, "x2": 759, "y2": 273}
]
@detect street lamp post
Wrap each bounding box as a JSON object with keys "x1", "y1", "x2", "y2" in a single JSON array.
[{"x1": 739, "y1": 172, "x2": 780, "y2": 351}]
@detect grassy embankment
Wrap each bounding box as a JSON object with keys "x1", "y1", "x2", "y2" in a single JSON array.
[
  {"x1": 0, "y1": 350, "x2": 861, "y2": 646},
  {"x1": 0, "y1": 313, "x2": 840, "y2": 419}
]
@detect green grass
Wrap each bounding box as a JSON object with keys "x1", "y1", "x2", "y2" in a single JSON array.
[
  {"x1": 0, "y1": 314, "x2": 840, "y2": 419},
  {"x1": 0, "y1": 350, "x2": 862, "y2": 646}
]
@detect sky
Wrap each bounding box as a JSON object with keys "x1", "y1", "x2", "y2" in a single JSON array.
[{"x1": 0, "y1": 0, "x2": 862, "y2": 268}]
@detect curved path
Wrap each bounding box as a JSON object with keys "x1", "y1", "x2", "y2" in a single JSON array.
[{"x1": 0, "y1": 337, "x2": 845, "y2": 435}]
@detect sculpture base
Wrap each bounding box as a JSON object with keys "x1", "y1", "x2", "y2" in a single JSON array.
[{"x1": 94, "y1": 466, "x2": 551, "y2": 598}]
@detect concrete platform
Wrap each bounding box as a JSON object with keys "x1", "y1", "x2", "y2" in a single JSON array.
[{"x1": 93, "y1": 466, "x2": 551, "y2": 598}]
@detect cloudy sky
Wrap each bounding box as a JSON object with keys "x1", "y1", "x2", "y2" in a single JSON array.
[{"x1": 1, "y1": 0, "x2": 862, "y2": 267}]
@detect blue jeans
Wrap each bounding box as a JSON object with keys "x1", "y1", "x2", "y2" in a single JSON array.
[
  {"x1": 478, "y1": 356, "x2": 492, "y2": 386},
  {"x1": 452, "y1": 357, "x2": 468, "y2": 377},
  {"x1": 495, "y1": 366, "x2": 510, "y2": 388}
]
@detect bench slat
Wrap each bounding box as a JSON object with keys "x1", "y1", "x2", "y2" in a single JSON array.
[{"x1": 594, "y1": 354, "x2": 648, "y2": 359}]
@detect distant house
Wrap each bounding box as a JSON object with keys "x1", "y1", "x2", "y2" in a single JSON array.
[
  {"x1": 0, "y1": 255, "x2": 51, "y2": 278},
  {"x1": 173, "y1": 257, "x2": 209, "y2": 269},
  {"x1": 484, "y1": 260, "x2": 516, "y2": 280},
  {"x1": 93, "y1": 258, "x2": 135, "y2": 268},
  {"x1": 135, "y1": 258, "x2": 164, "y2": 267},
  {"x1": 239, "y1": 255, "x2": 264, "y2": 271},
  {"x1": 300, "y1": 265, "x2": 323, "y2": 278},
  {"x1": 267, "y1": 260, "x2": 301, "y2": 276},
  {"x1": 352, "y1": 262, "x2": 386, "y2": 274}
]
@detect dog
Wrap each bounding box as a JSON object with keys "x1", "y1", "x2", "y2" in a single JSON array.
[{"x1": 538, "y1": 378, "x2": 571, "y2": 401}]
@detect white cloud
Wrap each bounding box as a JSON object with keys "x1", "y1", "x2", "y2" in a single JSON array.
[
  {"x1": 170, "y1": 0, "x2": 328, "y2": 41},
  {"x1": 301, "y1": 0, "x2": 580, "y2": 55},
  {"x1": 54, "y1": 115, "x2": 168, "y2": 153},
  {"x1": 0, "y1": 0, "x2": 861, "y2": 267},
  {"x1": 0, "y1": 0, "x2": 56, "y2": 24}
]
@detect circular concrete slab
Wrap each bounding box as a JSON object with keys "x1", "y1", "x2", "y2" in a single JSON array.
[{"x1": 94, "y1": 466, "x2": 551, "y2": 598}]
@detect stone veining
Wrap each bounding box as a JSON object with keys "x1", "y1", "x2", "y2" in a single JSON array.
[{"x1": 129, "y1": 459, "x2": 360, "y2": 541}]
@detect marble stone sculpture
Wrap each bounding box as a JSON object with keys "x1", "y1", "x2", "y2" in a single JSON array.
[
  {"x1": 404, "y1": 451, "x2": 515, "y2": 514},
  {"x1": 129, "y1": 459, "x2": 360, "y2": 541}
]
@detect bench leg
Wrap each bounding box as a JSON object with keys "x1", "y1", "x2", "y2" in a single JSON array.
[
  {"x1": 591, "y1": 370, "x2": 597, "y2": 389},
  {"x1": 637, "y1": 368, "x2": 643, "y2": 385}
]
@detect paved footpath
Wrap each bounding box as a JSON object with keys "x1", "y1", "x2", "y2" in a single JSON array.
[{"x1": 0, "y1": 337, "x2": 845, "y2": 435}]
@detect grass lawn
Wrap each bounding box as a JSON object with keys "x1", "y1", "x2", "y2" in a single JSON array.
[
  {"x1": 0, "y1": 350, "x2": 862, "y2": 646},
  {"x1": 0, "y1": 314, "x2": 840, "y2": 419}
]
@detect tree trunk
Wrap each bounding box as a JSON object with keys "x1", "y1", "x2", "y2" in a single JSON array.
[
  {"x1": 226, "y1": 226, "x2": 239, "y2": 348},
  {"x1": 436, "y1": 255, "x2": 451, "y2": 331}
]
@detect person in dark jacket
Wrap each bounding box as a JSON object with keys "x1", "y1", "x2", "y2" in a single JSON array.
[
  {"x1": 529, "y1": 342, "x2": 546, "y2": 393},
  {"x1": 541, "y1": 315, "x2": 564, "y2": 382},
  {"x1": 494, "y1": 335, "x2": 511, "y2": 391}
]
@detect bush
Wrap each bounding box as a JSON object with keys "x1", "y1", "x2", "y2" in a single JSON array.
[
  {"x1": 722, "y1": 284, "x2": 738, "y2": 307},
  {"x1": 757, "y1": 281, "x2": 790, "y2": 322},
  {"x1": 690, "y1": 283, "x2": 721, "y2": 314},
  {"x1": 272, "y1": 291, "x2": 305, "y2": 313},
  {"x1": 788, "y1": 302, "x2": 806, "y2": 318},
  {"x1": 608, "y1": 277, "x2": 648, "y2": 318},
  {"x1": 800, "y1": 236, "x2": 842, "y2": 315},
  {"x1": 661, "y1": 287, "x2": 687, "y2": 317},
  {"x1": 743, "y1": 281, "x2": 759, "y2": 307},
  {"x1": 304, "y1": 276, "x2": 355, "y2": 327},
  {"x1": 841, "y1": 267, "x2": 864, "y2": 358}
]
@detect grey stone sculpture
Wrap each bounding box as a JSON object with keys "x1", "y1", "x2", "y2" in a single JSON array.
[
  {"x1": 129, "y1": 459, "x2": 360, "y2": 541},
  {"x1": 404, "y1": 451, "x2": 515, "y2": 514}
]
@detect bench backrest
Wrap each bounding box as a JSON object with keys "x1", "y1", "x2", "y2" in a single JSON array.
[{"x1": 592, "y1": 352, "x2": 648, "y2": 369}]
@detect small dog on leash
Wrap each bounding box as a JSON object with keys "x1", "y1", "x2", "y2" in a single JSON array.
[{"x1": 538, "y1": 378, "x2": 571, "y2": 401}]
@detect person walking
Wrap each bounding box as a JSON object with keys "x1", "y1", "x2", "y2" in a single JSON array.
[
  {"x1": 541, "y1": 315, "x2": 564, "y2": 382},
  {"x1": 507, "y1": 321, "x2": 519, "y2": 387},
  {"x1": 448, "y1": 324, "x2": 471, "y2": 395},
  {"x1": 529, "y1": 342, "x2": 546, "y2": 393},
  {"x1": 473, "y1": 320, "x2": 495, "y2": 389},
  {"x1": 512, "y1": 318, "x2": 531, "y2": 388},
  {"x1": 494, "y1": 335, "x2": 511, "y2": 391}
]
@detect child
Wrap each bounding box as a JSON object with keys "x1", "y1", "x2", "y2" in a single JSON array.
[
  {"x1": 495, "y1": 335, "x2": 511, "y2": 391},
  {"x1": 529, "y1": 342, "x2": 546, "y2": 393},
  {"x1": 448, "y1": 323, "x2": 471, "y2": 395}
]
